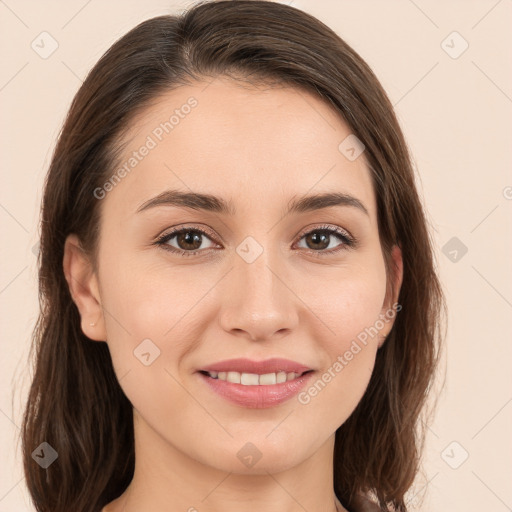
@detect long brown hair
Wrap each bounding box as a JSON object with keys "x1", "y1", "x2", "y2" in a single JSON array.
[{"x1": 20, "y1": 1, "x2": 445, "y2": 510}]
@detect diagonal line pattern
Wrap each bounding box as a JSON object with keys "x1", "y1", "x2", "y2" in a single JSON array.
[
  {"x1": 407, "y1": 0, "x2": 439, "y2": 28},
  {"x1": 100, "y1": 303, "x2": 133, "y2": 337},
  {"x1": 470, "y1": 204, "x2": 499, "y2": 233},
  {"x1": 471, "y1": 471, "x2": 512, "y2": 510},
  {"x1": 61, "y1": 0, "x2": 93, "y2": 29},
  {"x1": 420, "y1": 417, "x2": 439, "y2": 439},
  {"x1": 0, "y1": 477, "x2": 24, "y2": 503},
  {"x1": 472, "y1": 61, "x2": 512, "y2": 104},
  {"x1": 61, "y1": 61, "x2": 83, "y2": 83},
  {"x1": 0, "y1": 266, "x2": 28, "y2": 295},
  {"x1": 394, "y1": 62, "x2": 439, "y2": 107},
  {"x1": 472, "y1": 0, "x2": 503, "y2": 30},
  {"x1": 0, "y1": 0, "x2": 29, "y2": 28},
  {"x1": 265, "y1": 409, "x2": 294, "y2": 438},
  {"x1": 405, "y1": 472, "x2": 439, "y2": 507},
  {"x1": 471, "y1": 266, "x2": 512, "y2": 308},
  {"x1": 472, "y1": 396, "x2": 512, "y2": 439},
  {"x1": 117, "y1": 368, "x2": 132, "y2": 383},
  {"x1": 200, "y1": 77, "x2": 215, "y2": 93},
  {"x1": 200, "y1": 471, "x2": 233, "y2": 502},
  {"x1": 0, "y1": 407, "x2": 21, "y2": 431},
  {"x1": 0, "y1": 202, "x2": 29, "y2": 233},
  {"x1": 0, "y1": 62, "x2": 29, "y2": 92}
]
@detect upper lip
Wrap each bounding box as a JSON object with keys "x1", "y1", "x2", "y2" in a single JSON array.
[{"x1": 199, "y1": 358, "x2": 313, "y2": 375}]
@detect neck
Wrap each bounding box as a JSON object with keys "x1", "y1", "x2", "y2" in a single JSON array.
[{"x1": 113, "y1": 410, "x2": 348, "y2": 512}]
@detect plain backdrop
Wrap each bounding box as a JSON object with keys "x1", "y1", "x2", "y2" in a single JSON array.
[{"x1": 1, "y1": 0, "x2": 511, "y2": 510}]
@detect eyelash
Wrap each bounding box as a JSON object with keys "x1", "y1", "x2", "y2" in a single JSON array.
[{"x1": 154, "y1": 224, "x2": 357, "y2": 259}]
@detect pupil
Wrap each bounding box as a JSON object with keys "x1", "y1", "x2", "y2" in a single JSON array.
[
  {"x1": 308, "y1": 231, "x2": 329, "y2": 250},
  {"x1": 179, "y1": 231, "x2": 201, "y2": 250}
]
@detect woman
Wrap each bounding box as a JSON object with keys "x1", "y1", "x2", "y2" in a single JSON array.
[{"x1": 21, "y1": 1, "x2": 445, "y2": 511}]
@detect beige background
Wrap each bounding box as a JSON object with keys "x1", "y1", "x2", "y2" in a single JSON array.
[{"x1": 1, "y1": 0, "x2": 511, "y2": 510}]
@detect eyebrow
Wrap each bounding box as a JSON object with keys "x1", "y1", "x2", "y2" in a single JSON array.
[{"x1": 136, "y1": 190, "x2": 369, "y2": 217}]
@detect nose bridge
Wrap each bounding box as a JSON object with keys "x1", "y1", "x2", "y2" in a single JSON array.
[
  {"x1": 219, "y1": 235, "x2": 298, "y2": 340},
  {"x1": 238, "y1": 243, "x2": 277, "y2": 302}
]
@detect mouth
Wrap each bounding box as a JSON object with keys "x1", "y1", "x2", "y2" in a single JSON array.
[
  {"x1": 198, "y1": 369, "x2": 313, "y2": 385},
  {"x1": 196, "y1": 360, "x2": 315, "y2": 408}
]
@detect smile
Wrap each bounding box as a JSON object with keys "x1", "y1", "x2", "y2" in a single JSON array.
[
  {"x1": 198, "y1": 369, "x2": 315, "y2": 409},
  {"x1": 201, "y1": 370, "x2": 309, "y2": 385}
]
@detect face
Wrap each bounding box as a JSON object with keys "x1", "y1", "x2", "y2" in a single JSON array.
[{"x1": 65, "y1": 76, "x2": 402, "y2": 475}]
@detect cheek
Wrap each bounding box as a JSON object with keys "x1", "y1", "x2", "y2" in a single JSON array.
[
  {"x1": 300, "y1": 279, "x2": 385, "y2": 411},
  {"x1": 97, "y1": 259, "x2": 199, "y2": 427},
  {"x1": 328, "y1": 280, "x2": 386, "y2": 347},
  {"x1": 99, "y1": 247, "x2": 196, "y2": 337},
  {"x1": 301, "y1": 259, "x2": 387, "y2": 350},
  {"x1": 98, "y1": 250, "x2": 216, "y2": 381}
]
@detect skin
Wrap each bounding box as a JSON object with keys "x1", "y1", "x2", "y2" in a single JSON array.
[{"x1": 64, "y1": 76, "x2": 403, "y2": 512}]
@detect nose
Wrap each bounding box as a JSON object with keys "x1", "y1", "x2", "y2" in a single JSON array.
[{"x1": 218, "y1": 247, "x2": 299, "y2": 342}]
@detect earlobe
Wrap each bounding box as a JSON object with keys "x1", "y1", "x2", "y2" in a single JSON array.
[
  {"x1": 377, "y1": 332, "x2": 388, "y2": 349},
  {"x1": 63, "y1": 234, "x2": 106, "y2": 342}
]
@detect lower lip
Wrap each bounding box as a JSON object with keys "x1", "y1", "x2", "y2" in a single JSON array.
[{"x1": 198, "y1": 371, "x2": 314, "y2": 409}]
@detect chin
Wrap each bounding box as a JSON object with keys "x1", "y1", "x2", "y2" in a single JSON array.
[
  {"x1": 218, "y1": 454, "x2": 300, "y2": 476},
  {"x1": 203, "y1": 435, "x2": 310, "y2": 475}
]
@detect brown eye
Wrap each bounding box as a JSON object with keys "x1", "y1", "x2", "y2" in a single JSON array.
[
  {"x1": 174, "y1": 230, "x2": 204, "y2": 251},
  {"x1": 295, "y1": 225, "x2": 355, "y2": 256},
  {"x1": 303, "y1": 231, "x2": 331, "y2": 250},
  {"x1": 155, "y1": 227, "x2": 217, "y2": 256},
  {"x1": 155, "y1": 224, "x2": 355, "y2": 258}
]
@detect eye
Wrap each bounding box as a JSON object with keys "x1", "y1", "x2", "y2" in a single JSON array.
[
  {"x1": 295, "y1": 224, "x2": 356, "y2": 257},
  {"x1": 154, "y1": 226, "x2": 218, "y2": 257},
  {"x1": 154, "y1": 224, "x2": 356, "y2": 257}
]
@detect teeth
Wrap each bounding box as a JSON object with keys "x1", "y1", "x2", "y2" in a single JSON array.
[
  {"x1": 240, "y1": 372, "x2": 259, "y2": 385},
  {"x1": 207, "y1": 370, "x2": 303, "y2": 385},
  {"x1": 227, "y1": 371, "x2": 241, "y2": 384},
  {"x1": 259, "y1": 373, "x2": 276, "y2": 385},
  {"x1": 276, "y1": 371, "x2": 287, "y2": 383}
]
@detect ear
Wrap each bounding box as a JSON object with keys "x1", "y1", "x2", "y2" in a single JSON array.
[
  {"x1": 378, "y1": 244, "x2": 403, "y2": 348},
  {"x1": 63, "y1": 234, "x2": 107, "y2": 342}
]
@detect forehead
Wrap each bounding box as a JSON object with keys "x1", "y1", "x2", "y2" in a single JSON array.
[{"x1": 104, "y1": 77, "x2": 376, "y2": 220}]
